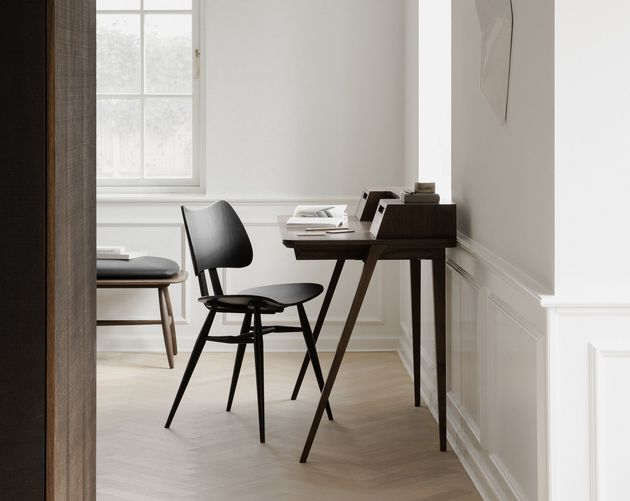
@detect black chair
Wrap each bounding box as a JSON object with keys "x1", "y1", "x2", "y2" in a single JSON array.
[{"x1": 165, "y1": 200, "x2": 332, "y2": 442}]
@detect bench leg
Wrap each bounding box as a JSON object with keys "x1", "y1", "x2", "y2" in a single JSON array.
[
  {"x1": 158, "y1": 287, "x2": 175, "y2": 369},
  {"x1": 163, "y1": 286, "x2": 177, "y2": 355}
]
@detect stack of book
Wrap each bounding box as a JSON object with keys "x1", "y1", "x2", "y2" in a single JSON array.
[
  {"x1": 97, "y1": 246, "x2": 147, "y2": 260},
  {"x1": 400, "y1": 182, "x2": 440, "y2": 204}
]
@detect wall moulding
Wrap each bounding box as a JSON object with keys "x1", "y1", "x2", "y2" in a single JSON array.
[
  {"x1": 588, "y1": 343, "x2": 630, "y2": 501},
  {"x1": 96, "y1": 195, "x2": 360, "y2": 206}
]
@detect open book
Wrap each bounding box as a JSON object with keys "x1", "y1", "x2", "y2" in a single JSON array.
[{"x1": 286, "y1": 205, "x2": 347, "y2": 228}]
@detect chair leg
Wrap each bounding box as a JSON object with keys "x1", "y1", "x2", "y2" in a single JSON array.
[
  {"x1": 165, "y1": 309, "x2": 216, "y2": 428},
  {"x1": 163, "y1": 286, "x2": 178, "y2": 356},
  {"x1": 297, "y1": 304, "x2": 333, "y2": 421},
  {"x1": 252, "y1": 308, "x2": 265, "y2": 443},
  {"x1": 158, "y1": 287, "x2": 175, "y2": 369},
  {"x1": 226, "y1": 313, "x2": 252, "y2": 412}
]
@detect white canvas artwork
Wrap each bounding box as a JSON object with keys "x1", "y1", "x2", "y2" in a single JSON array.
[{"x1": 475, "y1": 0, "x2": 514, "y2": 122}]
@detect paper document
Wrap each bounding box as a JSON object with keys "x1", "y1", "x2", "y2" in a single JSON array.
[{"x1": 286, "y1": 217, "x2": 344, "y2": 228}]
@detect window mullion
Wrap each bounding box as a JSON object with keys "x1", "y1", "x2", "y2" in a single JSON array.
[{"x1": 140, "y1": 4, "x2": 146, "y2": 181}]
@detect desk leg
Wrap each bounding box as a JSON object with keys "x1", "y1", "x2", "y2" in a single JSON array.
[
  {"x1": 300, "y1": 246, "x2": 383, "y2": 463},
  {"x1": 291, "y1": 259, "x2": 345, "y2": 402},
  {"x1": 432, "y1": 251, "x2": 447, "y2": 451},
  {"x1": 410, "y1": 259, "x2": 421, "y2": 407}
]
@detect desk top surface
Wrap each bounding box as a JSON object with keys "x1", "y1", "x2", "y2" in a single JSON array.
[{"x1": 278, "y1": 215, "x2": 456, "y2": 249}]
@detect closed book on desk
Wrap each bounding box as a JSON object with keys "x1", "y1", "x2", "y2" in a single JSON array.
[
  {"x1": 369, "y1": 199, "x2": 456, "y2": 239},
  {"x1": 400, "y1": 192, "x2": 440, "y2": 204}
]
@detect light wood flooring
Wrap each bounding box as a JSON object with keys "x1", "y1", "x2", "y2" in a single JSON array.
[{"x1": 97, "y1": 352, "x2": 481, "y2": 501}]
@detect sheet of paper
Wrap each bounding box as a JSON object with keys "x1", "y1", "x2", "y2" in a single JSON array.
[
  {"x1": 475, "y1": 0, "x2": 514, "y2": 122},
  {"x1": 286, "y1": 217, "x2": 343, "y2": 228}
]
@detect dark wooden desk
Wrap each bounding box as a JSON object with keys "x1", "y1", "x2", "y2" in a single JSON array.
[{"x1": 279, "y1": 215, "x2": 456, "y2": 462}]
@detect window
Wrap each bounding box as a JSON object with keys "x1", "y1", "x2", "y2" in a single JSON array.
[{"x1": 96, "y1": 0, "x2": 202, "y2": 191}]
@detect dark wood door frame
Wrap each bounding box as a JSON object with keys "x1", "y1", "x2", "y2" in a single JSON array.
[
  {"x1": 1, "y1": 2, "x2": 96, "y2": 500},
  {"x1": 46, "y1": 1, "x2": 96, "y2": 499}
]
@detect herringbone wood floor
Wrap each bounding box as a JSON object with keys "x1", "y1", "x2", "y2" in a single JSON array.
[{"x1": 97, "y1": 352, "x2": 481, "y2": 501}]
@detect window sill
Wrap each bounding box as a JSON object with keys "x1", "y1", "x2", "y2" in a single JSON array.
[
  {"x1": 97, "y1": 193, "x2": 212, "y2": 205},
  {"x1": 97, "y1": 183, "x2": 206, "y2": 203},
  {"x1": 96, "y1": 193, "x2": 357, "y2": 205}
]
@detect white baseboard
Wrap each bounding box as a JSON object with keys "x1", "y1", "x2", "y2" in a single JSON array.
[
  {"x1": 398, "y1": 335, "x2": 499, "y2": 501},
  {"x1": 97, "y1": 330, "x2": 400, "y2": 353}
]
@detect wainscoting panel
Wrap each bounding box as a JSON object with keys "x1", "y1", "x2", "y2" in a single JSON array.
[
  {"x1": 545, "y1": 306, "x2": 630, "y2": 501},
  {"x1": 588, "y1": 344, "x2": 630, "y2": 501},
  {"x1": 460, "y1": 277, "x2": 482, "y2": 441},
  {"x1": 96, "y1": 200, "x2": 401, "y2": 353},
  {"x1": 399, "y1": 235, "x2": 549, "y2": 501},
  {"x1": 488, "y1": 300, "x2": 541, "y2": 501}
]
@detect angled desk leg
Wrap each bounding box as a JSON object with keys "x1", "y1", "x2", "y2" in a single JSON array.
[
  {"x1": 410, "y1": 259, "x2": 421, "y2": 407},
  {"x1": 300, "y1": 246, "x2": 384, "y2": 463},
  {"x1": 291, "y1": 259, "x2": 345, "y2": 402},
  {"x1": 432, "y1": 250, "x2": 447, "y2": 451}
]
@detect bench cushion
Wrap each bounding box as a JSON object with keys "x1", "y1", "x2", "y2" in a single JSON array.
[{"x1": 97, "y1": 256, "x2": 181, "y2": 280}]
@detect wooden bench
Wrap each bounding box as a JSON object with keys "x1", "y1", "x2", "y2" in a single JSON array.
[{"x1": 97, "y1": 257, "x2": 188, "y2": 368}]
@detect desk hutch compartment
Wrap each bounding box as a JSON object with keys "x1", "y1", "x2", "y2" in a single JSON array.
[{"x1": 369, "y1": 199, "x2": 456, "y2": 239}]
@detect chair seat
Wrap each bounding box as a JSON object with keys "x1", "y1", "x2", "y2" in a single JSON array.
[
  {"x1": 97, "y1": 256, "x2": 181, "y2": 280},
  {"x1": 238, "y1": 283, "x2": 324, "y2": 307}
]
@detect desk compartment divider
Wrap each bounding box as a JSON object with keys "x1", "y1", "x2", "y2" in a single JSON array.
[{"x1": 355, "y1": 188, "x2": 403, "y2": 221}]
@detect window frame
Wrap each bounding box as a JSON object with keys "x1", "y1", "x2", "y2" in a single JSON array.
[{"x1": 96, "y1": 0, "x2": 205, "y2": 194}]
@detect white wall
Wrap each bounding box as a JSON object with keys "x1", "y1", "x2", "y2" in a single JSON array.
[
  {"x1": 403, "y1": 0, "x2": 451, "y2": 190},
  {"x1": 545, "y1": 302, "x2": 630, "y2": 501},
  {"x1": 546, "y1": 1, "x2": 630, "y2": 499},
  {"x1": 205, "y1": 0, "x2": 405, "y2": 200},
  {"x1": 97, "y1": 0, "x2": 408, "y2": 354},
  {"x1": 404, "y1": 0, "x2": 419, "y2": 186},
  {"x1": 555, "y1": 0, "x2": 630, "y2": 299},
  {"x1": 418, "y1": 0, "x2": 451, "y2": 200},
  {"x1": 451, "y1": 0, "x2": 554, "y2": 291}
]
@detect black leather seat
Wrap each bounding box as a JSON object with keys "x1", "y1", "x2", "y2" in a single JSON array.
[
  {"x1": 165, "y1": 201, "x2": 332, "y2": 442},
  {"x1": 97, "y1": 256, "x2": 180, "y2": 280},
  {"x1": 200, "y1": 283, "x2": 325, "y2": 314}
]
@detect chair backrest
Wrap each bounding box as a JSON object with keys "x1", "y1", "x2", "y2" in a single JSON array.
[{"x1": 181, "y1": 201, "x2": 253, "y2": 295}]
